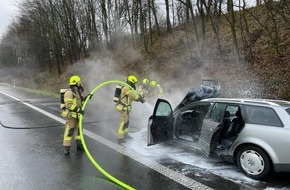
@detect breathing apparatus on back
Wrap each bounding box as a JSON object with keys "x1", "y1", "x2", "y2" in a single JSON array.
[
  {"x1": 113, "y1": 84, "x2": 123, "y2": 103},
  {"x1": 113, "y1": 75, "x2": 138, "y2": 103}
]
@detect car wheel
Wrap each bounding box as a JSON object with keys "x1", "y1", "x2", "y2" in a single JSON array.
[{"x1": 237, "y1": 145, "x2": 271, "y2": 180}]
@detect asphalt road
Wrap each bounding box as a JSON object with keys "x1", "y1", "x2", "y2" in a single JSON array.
[{"x1": 0, "y1": 83, "x2": 290, "y2": 190}]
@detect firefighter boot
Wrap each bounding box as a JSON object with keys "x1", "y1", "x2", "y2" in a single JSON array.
[
  {"x1": 124, "y1": 134, "x2": 133, "y2": 140},
  {"x1": 64, "y1": 146, "x2": 70, "y2": 155},
  {"x1": 117, "y1": 138, "x2": 126, "y2": 144},
  {"x1": 117, "y1": 131, "x2": 126, "y2": 144},
  {"x1": 76, "y1": 140, "x2": 84, "y2": 151}
]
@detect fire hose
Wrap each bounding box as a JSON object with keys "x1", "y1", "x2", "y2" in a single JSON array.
[
  {"x1": 0, "y1": 80, "x2": 137, "y2": 189},
  {"x1": 79, "y1": 80, "x2": 137, "y2": 190}
]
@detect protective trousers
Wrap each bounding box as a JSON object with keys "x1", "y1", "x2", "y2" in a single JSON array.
[
  {"x1": 63, "y1": 118, "x2": 81, "y2": 146},
  {"x1": 117, "y1": 110, "x2": 130, "y2": 140}
]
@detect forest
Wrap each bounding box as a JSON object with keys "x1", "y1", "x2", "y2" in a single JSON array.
[{"x1": 0, "y1": 0, "x2": 289, "y2": 100}]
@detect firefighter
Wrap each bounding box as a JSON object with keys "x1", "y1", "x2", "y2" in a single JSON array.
[
  {"x1": 156, "y1": 83, "x2": 163, "y2": 97},
  {"x1": 61, "y1": 75, "x2": 85, "y2": 155},
  {"x1": 115, "y1": 75, "x2": 145, "y2": 143},
  {"x1": 148, "y1": 80, "x2": 163, "y2": 103},
  {"x1": 137, "y1": 78, "x2": 150, "y2": 102}
]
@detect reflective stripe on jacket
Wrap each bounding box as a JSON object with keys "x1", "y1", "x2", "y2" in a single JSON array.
[
  {"x1": 64, "y1": 89, "x2": 82, "y2": 118},
  {"x1": 119, "y1": 86, "x2": 138, "y2": 108}
]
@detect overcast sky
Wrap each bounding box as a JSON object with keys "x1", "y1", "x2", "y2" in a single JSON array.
[{"x1": 0, "y1": 0, "x2": 21, "y2": 40}]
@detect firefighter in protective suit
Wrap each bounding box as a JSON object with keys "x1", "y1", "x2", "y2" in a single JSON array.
[
  {"x1": 61, "y1": 75, "x2": 85, "y2": 155},
  {"x1": 137, "y1": 78, "x2": 150, "y2": 102},
  {"x1": 148, "y1": 80, "x2": 163, "y2": 103},
  {"x1": 115, "y1": 75, "x2": 145, "y2": 143}
]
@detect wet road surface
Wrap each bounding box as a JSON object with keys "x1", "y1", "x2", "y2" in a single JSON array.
[{"x1": 0, "y1": 83, "x2": 290, "y2": 190}]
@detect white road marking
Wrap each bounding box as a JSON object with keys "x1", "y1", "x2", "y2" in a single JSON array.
[
  {"x1": 0, "y1": 90, "x2": 213, "y2": 190},
  {"x1": 0, "y1": 91, "x2": 63, "y2": 123}
]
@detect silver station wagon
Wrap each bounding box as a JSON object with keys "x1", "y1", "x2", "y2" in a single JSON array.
[{"x1": 147, "y1": 91, "x2": 290, "y2": 180}]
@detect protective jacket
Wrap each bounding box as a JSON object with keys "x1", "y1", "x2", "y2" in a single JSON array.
[
  {"x1": 116, "y1": 85, "x2": 140, "y2": 112},
  {"x1": 61, "y1": 89, "x2": 83, "y2": 119}
]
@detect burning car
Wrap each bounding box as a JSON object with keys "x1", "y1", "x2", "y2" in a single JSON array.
[{"x1": 147, "y1": 80, "x2": 290, "y2": 180}]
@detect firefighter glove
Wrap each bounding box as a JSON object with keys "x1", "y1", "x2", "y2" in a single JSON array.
[
  {"x1": 77, "y1": 109, "x2": 84, "y2": 115},
  {"x1": 74, "y1": 107, "x2": 84, "y2": 115}
]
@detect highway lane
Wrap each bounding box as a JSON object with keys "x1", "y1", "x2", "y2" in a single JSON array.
[
  {"x1": 1, "y1": 84, "x2": 290, "y2": 190},
  {"x1": 0, "y1": 85, "x2": 209, "y2": 190}
]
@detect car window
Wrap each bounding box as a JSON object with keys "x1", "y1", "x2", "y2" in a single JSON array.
[
  {"x1": 181, "y1": 103, "x2": 211, "y2": 118},
  {"x1": 209, "y1": 103, "x2": 227, "y2": 122},
  {"x1": 244, "y1": 105, "x2": 283, "y2": 127},
  {"x1": 175, "y1": 102, "x2": 211, "y2": 140},
  {"x1": 286, "y1": 108, "x2": 290, "y2": 116},
  {"x1": 184, "y1": 102, "x2": 211, "y2": 112},
  {"x1": 225, "y1": 106, "x2": 239, "y2": 118},
  {"x1": 156, "y1": 102, "x2": 171, "y2": 116}
]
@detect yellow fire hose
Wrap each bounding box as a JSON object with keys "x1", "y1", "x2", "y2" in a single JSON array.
[{"x1": 79, "y1": 80, "x2": 137, "y2": 190}]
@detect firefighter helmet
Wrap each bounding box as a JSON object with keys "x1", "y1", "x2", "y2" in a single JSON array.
[
  {"x1": 150, "y1": 80, "x2": 157, "y2": 86},
  {"x1": 127, "y1": 75, "x2": 138, "y2": 84},
  {"x1": 70, "y1": 75, "x2": 81, "y2": 86},
  {"x1": 142, "y1": 78, "x2": 149, "y2": 85}
]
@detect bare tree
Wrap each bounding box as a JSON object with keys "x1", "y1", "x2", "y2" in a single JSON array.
[
  {"x1": 165, "y1": 0, "x2": 172, "y2": 32},
  {"x1": 86, "y1": 0, "x2": 100, "y2": 51},
  {"x1": 263, "y1": 0, "x2": 281, "y2": 54},
  {"x1": 148, "y1": 0, "x2": 153, "y2": 44},
  {"x1": 196, "y1": 0, "x2": 206, "y2": 55},
  {"x1": 177, "y1": 0, "x2": 201, "y2": 56},
  {"x1": 176, "y1": 1, "x2": 186, "y2": 25},
  {"x1": 239, "y1": 0, "x2": 254, "y2": 62},
  {"x1": 100, "y1": 0, "x2": 110, "y2": 48},
  {"x1": 137, "y1": 0, "x2": 149, "y2": 52},
  {"x1": 202, "y1": 0, "x2": 223, "y2": 62},
  {"x1": 227, "y1": 0, "x2": 240, "y2": 60},
  {"x1": 124, "y1": 0, "x2": 136, "y2": 47},
  {"x1": 151, "y1": 0, "x2": 160, "y2": 36}
]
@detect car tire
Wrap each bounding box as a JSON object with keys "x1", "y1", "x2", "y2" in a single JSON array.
[{"x1": 237, "y1": 145, "x2": 271, "y2": 180}]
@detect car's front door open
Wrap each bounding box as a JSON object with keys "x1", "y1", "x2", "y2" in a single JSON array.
[{"x1": 147, "y1": 99, "x2": 174, "y2": 146}]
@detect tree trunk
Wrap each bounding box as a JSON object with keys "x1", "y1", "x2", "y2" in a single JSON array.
[
  {"x1": 151, "y1": 0, "x2": 160, "y2": 36},
  {"x1": 148, "y1": 0, "x2": 152, "y2": 45},
  {"x1": 165, "y1": 0, "x2": 172, "y2": 32},
  {"x1": 228, "y1": 0, "x2": 240, "y2": 61},
  {"x1": 101, "y1": 0, "x2": 109, "y2": 48}
]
